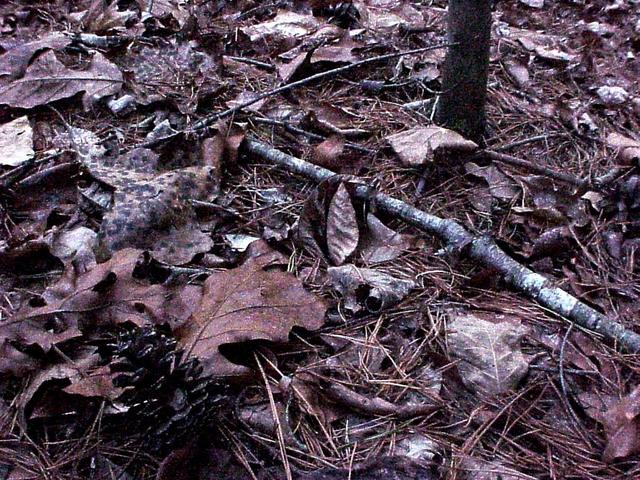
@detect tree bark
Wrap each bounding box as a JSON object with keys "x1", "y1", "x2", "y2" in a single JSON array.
[{"x1": 436, "y1": 0, "x2": 492, "y2": 144}]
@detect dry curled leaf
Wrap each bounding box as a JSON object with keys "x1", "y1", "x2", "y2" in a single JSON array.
[
  {"x1": 124, "y1": 41, "x2": 220, "y2": 114},
  {"x1": 174, "y1": 241, "x2": 326, "y2": 377},
  {"x1": 387, "y1": 126, "x2": 478, "y2": 166},
  {"x1": 326, "y1": 183, "x2": 359, "y2": 265},
  {"x1": 0, "y1": 116, "x2": 34, "y2": 166},
  {"x1": 598, "y1": 385, "x2": 640, "y2": 462},
  {"x1": 241, "y1": 11, "x2": 320, "y2": 43},
  {"x1": 0, "y1": 50, "x2": 122, "y2": 110},
  {"x1": 447, "y1": 313, "x2": 529, "y2": 395},
  {"x1": 0, "y1": 250, "x2": 179, "y2": 377},
  {"x1": 312, "y1": 135, "x2": 345, "y2": 169},
  {"x1": 0, "y1": 33, "x2": 71, "y2": 81},
  {"x1": 297, "y1": 177, "x2": 361, "y2": 263},
  {"x1": 360, "y1": 214, "x2": 419, "y2": 264},
  {"x1": 76, "y1": 0, "x2": 137, "y2": 33},
  {"x1": 607, "y1": 132, "x2": 640, "y2": 165},
  {"x1": 328, "y1": 264, "x2": 415, "y2": 314}
]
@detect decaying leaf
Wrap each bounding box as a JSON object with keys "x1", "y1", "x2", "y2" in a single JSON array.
[
  {"x1": 595, "y1": 86, "x2": 629, "y2": 106},
  {"x1": 326, "y1": 183, "x2": 359, "y2": 265},
  {"x1": 297, "y1": 177, "x2": 359, "y2": 263},
  {"x1": 312, "y1": 135, "x2": 345, "y2": 169},
  {"x1": 47, "y1": 226, "x2": 98, "y2": 273},
  {"x1": 75, "y1": 0, "x2": 137, "y2": 33},
  {"x1": 174, "y1": 241, "x2": 326, "y2": 377},
  {"x1": 607, "y1": 132, "x2": 640, "y2": 165},
  {"x1": 465, "y1": 162, "x2": 521, "y2": 208},
  {"x1": 447, "y1": 313, "x2": 529, "y2": 395},
  {"x1": 137, "y1": 0, "x2": 189, "y2": 26},
  {"x1": 520, "y1": 175, "x2": 590, "y2": 227},
  {"x1": 355, "y1": 0, "x2": 424, "y2": 32},
  {"x1": 328, "y1": 264, "x2": 415, "y2": 314},
  {"x1": 0, "y1": 249, "x2": 180, "y2": 377},
  {"x1": 0, "y1": 116, "x2": 34, "y2": 166},
  {"x1": 0, "y1": 50, "x2": 122, "y2": 110},
  {"x1": 597, "y1": 385, "x2": 640, "y2": 462},
  {"x1": 499, "y1": 26, "x2": 579, "y2": 63},
  {"x1": 387, "y1": 126, "x2": 478, "y2": 166},
  {"x1": 458, "y1": 457, "x2": 523, "y2": 480},
  {"x1": 0, "y1": 33, "x2": 71, "y2": 81},
  {"x1": 360, "y1": 214, "x2": 419, "y2": 264},
  {"x1": 241, "y1": 11, "x2": 320, "y2": 43}
]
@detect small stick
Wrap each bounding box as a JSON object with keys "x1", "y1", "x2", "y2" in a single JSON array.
[
  {"x1": 491, "y1": 133, "x2": 569, "y2": 152},
  {"x1": 483, "y1": 150, "x2": 588, "y2": 188},
  {"x1": 322, "y1": 381, "x2": 439, "y2": 419},
  {"x1": 252, "y1": 117, "x2": 376, "y2": 154},
  {"x1": 243, "y1": 137, "x2": 640, "y2": 353},
  {"x1": 225, "y1": 56, "x2": 275, "y2": 72}
]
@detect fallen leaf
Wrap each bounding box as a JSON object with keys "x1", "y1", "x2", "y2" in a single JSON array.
[
  {"x1": 312, "y1": 134, "x2": 345, "y2": 169},
  {"x1": 297, "y1": 177, "x2": 361, "y2": 263},
  {"x1": 360, "y1": 214, "x2": 419, "y2": 264},
  {"x1": 326, "y1": 183, "x2": 359, "y2": 265},
  {"x1": 0, "y1": 50, "x2": 123, "y2": 110},
  {"x1": 518, "y1": 0, "x2": 544, "y2": 8},
  {"x1": 47, "y1": 226, "x2": 98, "y2": 273},
  {"x1": 174, "y1": 241, "x2": 326, "y2": 377},
  {"x1": 465, "y1": 162, "x2": 520, "y2": 202},
  {"x1": 0, "y1": 249, "x2": 171, "y2": 362},
  {"x1": 137, "y1": 0, "x2": 189, "y2": 26},
  {"x1": 501, "y1": 27, "x2": 579, "y2": 63},
  {"x1": 77, "y1": 0, "x2": 137, "y2": 33},
  {"x1": 504, "y1": 62, "x2": 530, "y2": 88},
  {"x1": 0, "y1": 116, "x2": 34, "y2": 166},
  {"x1": 241, "y1": 11, "x2": 320, "y2": 43},
  {"x1": 393, "y1": 434, "x2": 439, "y2": 463},
  {"x1": 596, "y1": 86, "x2": 629, "y2": 106},
  {"x1": 606, "y1": 132, "x2": 640, "y2": 165},
  {"x1": 387, "y1": 126, "x2": 478, "y2": 166},
  {"x1": 598, "y1": 385, "x2": 640, "y2": 462},
  {"x1": 447, "y1": 313, "x2": 529, "y2": 395},
  {"x1": 328, "y1": 264, "x2": 415, "y2": 314},
  {"x1": 355, "y1": 0, "x2": 424, "y2": 32},
  {"x1": 0, "y1": 33, "x2": 71, "y2": 81}
]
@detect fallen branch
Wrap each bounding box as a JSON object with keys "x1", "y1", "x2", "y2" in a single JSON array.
[{"x1": 243, "y1": 138, "x2": 640, "y2": 353}]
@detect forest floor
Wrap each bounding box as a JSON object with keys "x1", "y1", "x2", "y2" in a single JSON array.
[{"x1": 1, "y1": 0, "x2": 640, "y2": 479}]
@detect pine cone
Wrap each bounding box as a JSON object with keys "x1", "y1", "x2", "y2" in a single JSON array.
[{"x1": 103, "y1": 325, "x2": 227, "y2": 453}]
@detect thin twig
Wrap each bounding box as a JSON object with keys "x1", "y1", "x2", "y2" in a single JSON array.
[
  {"x1": 482, "y1": 150, "x2": 588, "y2": 188},
  {"x1": 491, "y1": 133, "x2": 569, "y2": 152},
  {"x1": 252, "y1": 117, "x2": 376, "y2": 154},
  {"x1": 225, "y1": 56, "x2": 275, "y2": 71}
]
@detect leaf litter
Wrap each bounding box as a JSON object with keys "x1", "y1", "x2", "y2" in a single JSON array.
[{"x1": 0, "y1": 0, "x2": 640, "y2": 479}]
